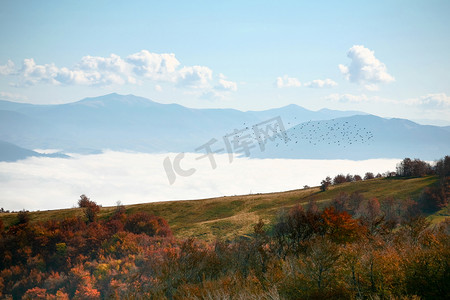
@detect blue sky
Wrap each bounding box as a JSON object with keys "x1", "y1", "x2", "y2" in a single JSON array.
[{"x1": 1, "y1": 0, "x2": 449, "y2": 123}]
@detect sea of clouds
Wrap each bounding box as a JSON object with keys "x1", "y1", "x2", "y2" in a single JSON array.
[{"x1": 0, "y1": 151, "x2": 401, "y2": 211}]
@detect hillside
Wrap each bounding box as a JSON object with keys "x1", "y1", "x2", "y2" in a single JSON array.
[
  {"x1": 1, "y1": 174, "x2": 448, "y2": 299},
  {"x1": 0, "y1": 175, "x2": 442, "y2": 240}
]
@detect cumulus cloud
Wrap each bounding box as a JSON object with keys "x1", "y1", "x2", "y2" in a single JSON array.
[
  {"x1": 0, "y1": 151, "x2": 399, "y2": 211},
  {"x1": 216, "y1": 78, "x2": 238, "y2": 91},
  {"x1": 20, "y1": 58, "x2": 59, "y2": 85},
  {"x1": 304, "y1": 78, "x2": 338, "y2": 88},
  {"x1": 53, "y1": 53, "x2": 133, "y2": 86},
  {"x1": 200, "y1": 75, "x2": 238, "y2": 100},
  {"x1": 276, "y1": 75, "x2": 301, "y2": 88},
  {"x1": 126, "y1": 50, "x2": 179, "y2": 81},
  {"x1": 407, "y1": 93, "x2": 450, "y2": 109},
  {"x1": 7, "y1": 55, "x2": 133, "y2": 87},
  {"x1": 0, "y1": 60, "x2": 15, "y2": 75},
  {"x1": 1, "y1": 51, "x2": 237, "y2": 99},
  {"x1": 326, "y1": 93, "x2": 369, "y2": 103},
  {"x1": 177, "y1": 66, "x2": 213, "y2": 88},
  {"x1": 327, "y1": 92, "x2": 450, "y2": 113},
  {"x1": 339, "y1": 45, "x2": 394, "y2": 90}
]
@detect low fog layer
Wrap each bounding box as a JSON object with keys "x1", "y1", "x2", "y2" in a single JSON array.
[{"x1": 0, "y1": 151, "x2": 400, "y2": 211}]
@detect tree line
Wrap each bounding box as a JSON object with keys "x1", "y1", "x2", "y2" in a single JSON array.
[{"x1": 320, "y1": 156, "x2": 449, "y2": 213}]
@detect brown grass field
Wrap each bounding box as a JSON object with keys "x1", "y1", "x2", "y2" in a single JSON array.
[{"x1": 1, "y1": 176, "x2": 447, "y2": 241}]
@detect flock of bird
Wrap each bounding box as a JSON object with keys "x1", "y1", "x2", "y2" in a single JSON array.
[
  {"x1": 238, "y1": 118, "x2": 374, "y2": 152},
  {"x1": 284, "y1": 119, "x2": 374, "y2": 148}
]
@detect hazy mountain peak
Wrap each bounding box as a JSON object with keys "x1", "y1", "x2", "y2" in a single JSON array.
[
  {"x1": 74, "y1": 93, "x2": 158, "y2": 108},
  {"x1": 281, "y1": 103, "x2": 303, "y2": 109},
  {"x1": 317, "y1": 107, "x2": 367, "y2": 115}
]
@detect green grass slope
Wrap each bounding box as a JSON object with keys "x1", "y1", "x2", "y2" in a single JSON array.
[{"x1": 1, "y1": 176, "x2": 446, "y2": 241}]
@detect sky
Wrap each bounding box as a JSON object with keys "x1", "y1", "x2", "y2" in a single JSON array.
[{"x1": 1, "y1": 0, "x2": 449, "y2": 124}]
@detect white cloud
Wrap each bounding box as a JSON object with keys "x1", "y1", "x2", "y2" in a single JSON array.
[
  {"x1": 200, "y1": 90, "x2": 226, "y2": 101},
  {"x1": 276, "y1": 75, "x2": 301, "y2": 88},
  {"x1": 276, "y1": 76, "x2": 337, "y2": 89},
  {"x1": 0, "y1": 91, "x2": 28, "y2": 101},
  {"x1": 126, "y1": 50, "x2": 179, "y2": 81},
  {"x1": 326, "y1": 93, "x2": 369, "y2": 103},
  {"x1": 326, "y1": 93, "x2": 401, "y2": 105},
  {"x1": 339, "y1": 45, "x2": 394, "y2": 90},
  {"x1": 407, "y1": 93, "x2": 450, "y2": 109},
  {"x1": 199, "y1": 75, "x2": 238, "y2": 100},
  {"x1": 79, "y1": 54, "x2": 129, "y2": 74},
  {"x1": 0, "y1": 60, "x2": 15, "y2": 75},
  {"x1": 177, "y1": 65, "x2": 213, "y2": 88},
  {"x1": 0, "y1": 151, "x2": 399, "y2": 211},
  {"x1": 216, "y1": 78, "x2": 237, "y2": 91},
  {"x1": 12, "y1": 56, "x2": 131, "y2": 87},
  {"x1": 364, "y1": 84, "x2": 379, "y2": 91},
  {"x1": 60, "y1": 53, "x2": 132, "y2": 86},
  {"x1": 326, "y1": 92, "x2": 450, "y2": 114},
  {"x1": 304, "y1": 78, "x2": 337, "y2": 88},
  {"x1": 20, "y1": 58, "x2": 59, "y2": 85},
  {"x1": 1, "y1": 51, "x2": 236, "y2": 99}
]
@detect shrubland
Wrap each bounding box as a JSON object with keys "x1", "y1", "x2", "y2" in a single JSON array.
[{"x1": 0, "y1": 156, "x2": 448, "y2": 299}]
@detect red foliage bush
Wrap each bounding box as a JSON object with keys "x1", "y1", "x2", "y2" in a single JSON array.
[
  {"x1": 124, "y1": 212, "x2": 172, "y2": 237},
  {"x1": 22, "y1": 287, "x2": 48, "y2": 299}
]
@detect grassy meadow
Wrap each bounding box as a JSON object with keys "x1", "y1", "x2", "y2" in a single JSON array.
[{"x1": 1, "y1": 175, "x2": 443, "y2": 241}]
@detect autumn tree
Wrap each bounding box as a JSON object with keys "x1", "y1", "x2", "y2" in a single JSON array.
[
  {"x1": 364, "y1": 172, "x2": 375, "y2": 180},
  {"x1": 321, "y1": 207, "x2": 363, "y2": 243},
  {"x1": 299, "y1": 237, "x2": 343, "y2": 297},
  {"x1": 333, "y1": 174, "x2": 347, "y2": 185},
  {"x1": 434, "y1": 155, "x2": 450, "y2": 177},
  {"x1": 347, "y1": 191, "x2": 365, "y2": 215},
  {"x1": 78, "y1": 194, "x2": 91, "y2": 208},
  {"x1": 418, "y1": 185, "x2": 448, "y2": 213},
  {"x1": 380, "y1": 197, "x2": 400, "y2": 227},
  {"x1": 320, "y1": 176, "x2": 332, "y2": 191},
  {"x1": 22, "y1": 287, "x2": 48, "y2": 299},
  {"x1": 106, "y1": 201, "x2": 127, "y2": 233},
  {"x1": 306, "y1": 198, "x2": 319, "y2": 214},
  {"x1": 396, "y1": 158, "x2": 432, "y2": 177},
  {"x1": 77, "y1": 195, "x2": 100, "y2": 223},
  {"x1": 331, "y1": 192, "x2": 349, "y2": 212},
  {"x1": 124, "y1": 212, "x2": 172, "y2": 237},
  {"x1": 272, "y1": 205, "x2": 324, "y2": 256},
  {"x1": 345, "y1": 174, "x2": 354, "y2": 182},
  {"x1": 401, "y1": 198, "x2": 421, "y2": 222},
  {"x1": 17, "y1": 210, "x2": 30, "y2": 225},
  {"x1": 357, "y1": 197, "x2": 384, "y2": 235}
]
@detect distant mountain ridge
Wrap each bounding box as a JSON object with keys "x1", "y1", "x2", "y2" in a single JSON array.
[
  {"x1": 252, "y1": 114, "x2": 450, "y2": 160},
  {"x1": 0, "y1": 93, "x2": 448, "y2": 161},
  {"x1": 0, "y1": 140, "x2": 68, "y2": 162}
]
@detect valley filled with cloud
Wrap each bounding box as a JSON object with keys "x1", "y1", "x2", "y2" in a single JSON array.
[{"x1": 0, "y1": 151, "x2": 399, "y2": 211}]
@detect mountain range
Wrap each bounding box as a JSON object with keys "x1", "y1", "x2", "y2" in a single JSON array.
[{"x1": 0, "y1": 93, "x2": 448, "y2": 161}]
